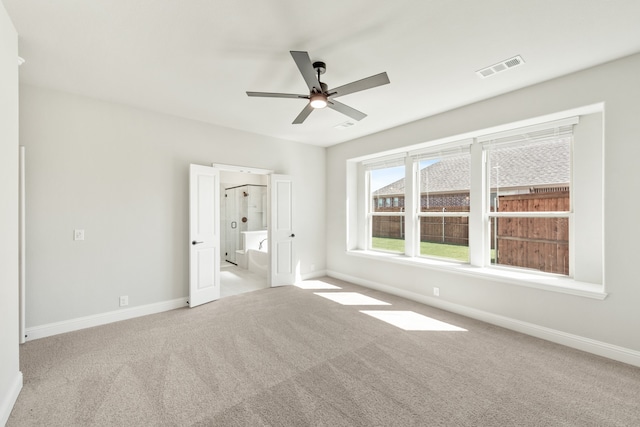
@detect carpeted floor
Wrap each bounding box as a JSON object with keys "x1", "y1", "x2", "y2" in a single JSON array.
[{"x1": 8, "y1": 277, "x2": 640, "y2": 426}]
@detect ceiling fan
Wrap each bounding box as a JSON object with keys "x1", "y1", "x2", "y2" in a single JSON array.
[{"x1": 247, "y1": 51, "x2": 390, "y2": 124}]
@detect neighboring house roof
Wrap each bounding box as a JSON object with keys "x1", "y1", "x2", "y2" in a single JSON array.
[{"x1": 374, "y1": 139, "x2": 570, "y2": 196}]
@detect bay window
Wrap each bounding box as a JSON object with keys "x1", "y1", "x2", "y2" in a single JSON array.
[{"x1": 348, "y1": 111, "x2": 604, "y2": 294}]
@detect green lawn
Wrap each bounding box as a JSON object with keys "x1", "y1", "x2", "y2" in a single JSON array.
[{"x1": 371, "y1": 237, "x2": 469, "y2": 262}]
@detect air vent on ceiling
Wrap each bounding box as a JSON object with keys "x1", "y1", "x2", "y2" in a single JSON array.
[
  {"x1": 476, "y1": 55, "x2": 524, "y2": 79},
  {"x1": 334, "y1": 120, "x2": 356, "y2": 130}
]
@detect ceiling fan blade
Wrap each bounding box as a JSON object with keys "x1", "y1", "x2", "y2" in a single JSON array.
[
  {"x1": 328, "y1": 99, "x2": 367, "y2": 121},
  {"x1": 290, "y1": 51, "x2": 323, "y2": 93},
  {"x1": 329, "y1": 72, "x2": 390, "y2": 98},
  {"x1": 246, "y1": 91, "x2": 308, "y2": 99},
  {"x1": 292, "y1": 103, "x2": 314, "y2": 124}
]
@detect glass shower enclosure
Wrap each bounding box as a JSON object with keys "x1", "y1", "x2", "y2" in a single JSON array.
[{"x1": 223, "y1": 184, "x2": 267, "y2": 264}]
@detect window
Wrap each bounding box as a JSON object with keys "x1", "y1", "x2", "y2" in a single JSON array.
[
  {"x1": 483, "y1": 126, "x2": 572, "y2": 275},
  {"x1": 415, "y1": 147, "x2": 471, "y2": 262},
  {"x1": 365, "y1": 157, "x2": 406, "y2": 253},
  {"x1": 349, "y1": 113, "x2": 604, "y2": 293}
]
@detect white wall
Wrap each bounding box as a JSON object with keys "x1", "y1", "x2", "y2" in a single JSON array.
[
  {"x1": 0, "y1": 2, "x2": 22, "y2": 424},
  {"x1": 327, "y1": 53, "x2": 640, "y2": 354},
  {"x1": 19, "y1": 85, "x2": 326, "y2": 328}
]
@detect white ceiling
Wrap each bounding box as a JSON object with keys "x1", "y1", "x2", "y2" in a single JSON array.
[{"x1": 5, "y1": 0, "x2": 640, "y2": 147}]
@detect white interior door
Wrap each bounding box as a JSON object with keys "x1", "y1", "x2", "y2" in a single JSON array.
[
  {"x1": 189, "y1": 164, "x2": 220, "y2": 307},
  {"x1": 270, "y1": 174, "x2": 296, "y2": 286}
]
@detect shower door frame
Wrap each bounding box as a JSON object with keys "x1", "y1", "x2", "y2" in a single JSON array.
[{"x1": 223, "y1": 183, "x2": 267, "y2": 265}]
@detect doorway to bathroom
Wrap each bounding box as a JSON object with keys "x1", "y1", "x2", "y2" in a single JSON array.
[
  {"x1": 189, "y1": 163, "x2": 295, "y2": 307},
  {"x1": 220, "y1": 171, "x2": 269, "y2": 298}
]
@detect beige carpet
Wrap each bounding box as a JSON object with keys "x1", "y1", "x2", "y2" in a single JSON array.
[{"x1": 8, "y1": 277, "x2": 640, "y2": 426}]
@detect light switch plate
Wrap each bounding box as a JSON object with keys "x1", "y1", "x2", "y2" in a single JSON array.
[{"x1": 74, "y1": 229, "x2": 85, "y2": 241}]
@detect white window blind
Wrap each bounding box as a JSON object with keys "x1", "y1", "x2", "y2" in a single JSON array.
[
  {"x1": 479, "y1": 117, "x2": 578, "y2": 148},
  {"x1": 362, "y1": 153, "x2": 406, "y2": 171},
  {"x1": 410, "y1": 139, "x2": 472, "y2": 162}
]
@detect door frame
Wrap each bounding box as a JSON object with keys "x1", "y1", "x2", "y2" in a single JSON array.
[
  {"x1": 19, "y1": 146, "x2": 26, "y2": 343},
  {"x1": 213, "y1": 163, "x2": 275, "y2": 286}
]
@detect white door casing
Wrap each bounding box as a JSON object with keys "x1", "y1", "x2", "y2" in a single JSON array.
[
  {"x1": 189, "y1": 164, "x2": 220, "y2": 307},
  {"x1": 19, "y1": 146, "x2": 26, "y2": 343},
  {"x1": 270, "y1": 174, "x2": 296, "y2": 286}
]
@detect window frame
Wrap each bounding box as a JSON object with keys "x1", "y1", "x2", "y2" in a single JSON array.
[
  {"x1": 413, "y1": 146, "x2": 472, "y2": 262},
  {"x1": 481, "y1": 129, "x2": 574, "y2": 276},
  {"x1": 365, "y1": 160, "x2": 407, "y2": 254}
]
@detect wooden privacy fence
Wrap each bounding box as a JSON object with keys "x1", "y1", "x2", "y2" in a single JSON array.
[
  {"x1": 371, "y1": 191, "x2": 570, "y2": 275},
  {"x1": 420, "y1": 207, "x2": 469, "y2": 246},
  {"x1": 372, "y1": 206, "x2": 469, "y2": 244},
  {"x1": 495, "y1": 192, "x2": 569, "y2": 275},
  {"x1": 372, "y1": 215, "x2": 405, "y2": 239}
]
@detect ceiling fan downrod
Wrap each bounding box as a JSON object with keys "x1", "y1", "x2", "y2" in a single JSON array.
[{"x1": 310, "y1": 61, "x2": 328, "y2": 108}]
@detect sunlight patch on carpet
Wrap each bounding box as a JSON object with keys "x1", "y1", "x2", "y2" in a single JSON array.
[
  {"x1": 313, "y1": 292, "x2": 391, "y2": 305},
  {"x1": 360, "y1": 310, "x2": 467, "y2": 331},
  {"x1": 295, "y1": 281, "x2": 342, "y2": 290}
]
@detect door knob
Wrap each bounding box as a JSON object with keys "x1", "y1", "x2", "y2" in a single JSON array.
[
  {"x1": 192, "y1": 241, "x2": 204, "y2": 245},
  {"x1": 289, "y1": 234, "x2": 295, "y2": 238}
]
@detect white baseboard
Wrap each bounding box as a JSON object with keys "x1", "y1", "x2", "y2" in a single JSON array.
[
  {"x1": 25, "y1": 275, "x2": 329, "y2": 341},
  {"x1": 327, "y1": 270, "x2": 640, "y2": 368},
  {"x1": 300, "y1": 270, "x2": 328, "y2": 281},
  {"x1": 0, "y1": 371, "x2": 22, "y2": 427},
  {"x1": 25, "y1": 297, "x2": 188, "y2": 341}
]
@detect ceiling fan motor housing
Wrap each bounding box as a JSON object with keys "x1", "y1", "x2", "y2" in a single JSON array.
[{"x1": 312, "y1": 61, "x2": 326, "y2": 75}]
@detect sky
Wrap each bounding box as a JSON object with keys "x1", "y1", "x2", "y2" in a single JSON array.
[
  {"x1": 370, "y1": 160, "x2": 438, "y2": 192},
  {"x1": 370, "y1": 166, "x2": 405, "y2": 192}
]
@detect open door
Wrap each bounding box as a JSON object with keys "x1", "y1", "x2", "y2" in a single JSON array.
[
  {"x1": 270, "y1": 174, "x2": 296, "y2": 286},
  {"x1": 189, "y1": 164, "x2": 220, "y2": 307}
]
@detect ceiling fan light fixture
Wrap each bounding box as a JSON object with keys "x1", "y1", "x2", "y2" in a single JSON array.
[
  {"x1": 310, "y1": 93, "x2": 328, "y2": 109},
  {"x1": 247, "y1": 51, "x2": 390, "y2": 124}
]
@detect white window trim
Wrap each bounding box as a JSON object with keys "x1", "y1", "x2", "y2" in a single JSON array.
[
  {"x1": 346, "y1": 249, "x2": 606, "y2": 300},
  {"x1": 418, "y1": 211, "x2": 471, "y2": 217},
  {"x1": 347, "y1": 108, "x2": 605, "y2": 300}
]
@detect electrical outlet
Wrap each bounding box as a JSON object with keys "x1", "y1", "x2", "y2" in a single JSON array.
[
  {"x1": 433, "y1": 287, "x2": 440, "y2": 297},
  {"x1": 119, "y1": 296, "x2": 128, "y2": 307},
  {"x1": 74, "y1": 229, "x2": 85, "y2": 241}
]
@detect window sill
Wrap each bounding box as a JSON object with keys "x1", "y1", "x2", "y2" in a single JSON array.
[{"x1": 346, "y1": 250, "x2": 607, "y2": 300}]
